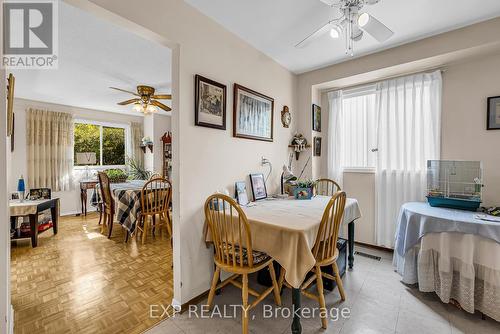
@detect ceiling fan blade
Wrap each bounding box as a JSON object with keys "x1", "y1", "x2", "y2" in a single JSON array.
[
  {"x1": 295, "y1": 21, "x2": 336, "y2": 48},
  {"x1": 319, "y1": 0, "x2": 341, "y2": 7},
  {"x1": 151, "y1": 99, "x2": 172, "y2": 112},
  {"x1": 109, "y1": 87, "x2": 140, "y2": 96},
  {"x1": 151, "y1": 94, "x2": 172, "y2": 100},
  {"x1": 117, "y1": 98, "x2": 140, "y2": 105},
  {"x1": 358, "y1": 13, "x2": 393, "y2": 43}
]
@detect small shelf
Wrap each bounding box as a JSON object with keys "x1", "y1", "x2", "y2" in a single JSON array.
[{"x1": 288, "y1": 144, "x2": 311, "y2": 160}]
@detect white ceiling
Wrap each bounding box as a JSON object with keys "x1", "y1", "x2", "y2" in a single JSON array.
[
  {"x1": 12, "y1": 2, "x2": 172, "y2": 115},
  {"x1": 184, "y1": 0, "x2": 500, "y2": 73}
]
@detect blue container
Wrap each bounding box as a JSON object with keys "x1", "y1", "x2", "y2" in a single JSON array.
[
  {"x1": 294, "y1": 187, "x2": 313, "y2": 200},
  {"x1": 426, "y1": 196, "x2": 481, "y2": 211}
]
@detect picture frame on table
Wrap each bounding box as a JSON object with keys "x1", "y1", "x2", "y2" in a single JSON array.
[
  {"x1": 249, "y1": 173, "x2": 267, "y2": 201},
  {"x1": 233, "y1": 84, "x2": 274, "y2": 142},
  {"x1": 487, "y1": 96, "x2": 500, "y2": 130},
  {"x1": 235, "y1": 181, "x2": 249, "y2": 206},
  {"x1": 194, "y1": 74, "x2": 227, "y2": 130},
  {"x1": 312, "y1": 104, "x2": 321, "y2": 132},
  {"x1": 313, "y1": 137, "x2": 322, "y2": 156}
]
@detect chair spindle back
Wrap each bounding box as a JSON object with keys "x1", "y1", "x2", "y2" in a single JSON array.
[
  {"x1": 140, "y1": 177, "x2": 172, "y2": 216},
  {"x1": 204, "y1": 194, "x2": 254, "y2": 268},
  {"x1": 315, "y1": 178, "x2": 341, "y2": 197},
  {"x1": 312, "y1": 191, "x2": 347, "y2": 263},
  {"x1": 98, "y1": 172, "x2": 113, "y2": 210}
]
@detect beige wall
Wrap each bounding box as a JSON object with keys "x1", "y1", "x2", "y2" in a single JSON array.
[
  {"x1": 441, "y1": 52, "x2": 500, "y2": 207},
  {"x1": 81, "y1": 0, "x2": 297, "y2": 304}
]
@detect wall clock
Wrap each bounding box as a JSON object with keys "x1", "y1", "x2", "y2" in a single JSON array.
[{"x1": 281, "y1": 105, "x2": 291, "y2": 128}]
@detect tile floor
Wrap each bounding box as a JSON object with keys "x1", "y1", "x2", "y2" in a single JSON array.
[{"x1": 146, "y1": 246, "x2": 499, "y2": 334}]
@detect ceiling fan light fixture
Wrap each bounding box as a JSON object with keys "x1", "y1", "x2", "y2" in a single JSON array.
[
  {"x1": 133, "y1": 102, "x2": 143, "y2": 112},
  {"x1": 146, "y1": 104, "x2": 159, "y2": 114},
  {"x1": 329, "y1": 26, "x2": 340, "y2": 39}
]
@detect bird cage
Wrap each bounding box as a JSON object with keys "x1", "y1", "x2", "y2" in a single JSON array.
[{"x1": 426, "y1": 160, "x2": 483, "y2": 211}]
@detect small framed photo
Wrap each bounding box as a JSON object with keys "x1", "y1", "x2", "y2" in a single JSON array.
[
  {"x1": 11, "y1": 192, "x2": 19, "y2": 200},
  {"x1": 195, "y1": 75, "x2": 227, "y2": 130},
  {"x1": 312, "y1": 104, "x2": 321, "y2": 132},
  {"x1": 314, "y1": 137, "x2": 322, "y2": 156},
  {"x1": 487, "y1": 96, "x2": 500, "y2": 130},
  {"x1": 249, "y1": 173, "x2": 267, "y2": 201},
  {"x1": 235, "y1": 181, "x2": 249, "y2": 206}
]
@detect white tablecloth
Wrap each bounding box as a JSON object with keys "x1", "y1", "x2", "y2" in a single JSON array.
[
  {"x1": 10, "y1": 199, "x2": 50, "y2": 216},
  {"x1": 416, "y1": 232, "x2": 500, "y2": 321}
]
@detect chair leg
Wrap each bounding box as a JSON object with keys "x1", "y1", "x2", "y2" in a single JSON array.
[
  {"x1": 165, "y1": 211, "x2": 172, "y2": 238},
  {"x1": 316, "y1": 265, "x2": 328, "y2": 329},
  {"x1": 142, "y1": 216, "x2": 148, "y2": 245},
  {"x1": 107, "y1": 214, "x2": 113, "y2": 239},
  {"x1": 278, "y1": 267, "x2": 285, "y2": 292},
  {"x1": 152, "y1": 214, "x2": 156, "y2": 236},
  {"x1": 125, "y1": 231, "x2": 130, "y2": 243},
  {"x1": 242, "y1": 274, "x2": 249, "y2": 334},
  {"x1": 332, "y1": 262, "x2": 346, "y2": 301},
  {"x1": 268, "y1": 263, "x2": 282, "y2": 306},
  {"x1": 207, "y1": 266, "x2": 221, "y2": 310},
  {"x1": 101, "y1": 211, "x2": 107, "y2": 234},
  {"x1": 98, "y1": 204, "x2": 103, "y2": 225}
]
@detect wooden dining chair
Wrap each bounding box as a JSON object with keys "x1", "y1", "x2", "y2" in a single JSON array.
[
  {"x1": 97, "y1": 172, "x2": 114, "y2": 239},
  {"x1": 148, "y1": 172, "x2": 162, "y2": 181},
  {"x1": 280, "y1": 191, "x2": 347, "y2": 329},
  {"x1": 314, "y1": 178, "x2": 341, "y2": 196},
  {"x1": 136, "y1": 177, "x2": 172, "y2": 244},
  {"x1": 204, "y1": 194, "x2": 281, "y2": 334}
]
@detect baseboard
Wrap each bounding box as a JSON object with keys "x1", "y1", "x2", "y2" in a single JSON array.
[
  {"x1": 355, "y1": 241, "x2": 393, "y2": 253},
  {"x1": 60, "y1": 208, "x2": 97, "y2": 217}
]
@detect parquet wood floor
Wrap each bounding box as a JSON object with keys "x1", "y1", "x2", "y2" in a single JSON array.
[{"x1": 11, "y1": 212, "x2": 173, "y2": 334}]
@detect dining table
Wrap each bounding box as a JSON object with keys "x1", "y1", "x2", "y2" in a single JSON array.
[
  {"x1": 92, "y1": 179, "x2": 147, "y2": 233},
  {"x1": 205, "y1": 195, "x2": 362, "y2": 334}
]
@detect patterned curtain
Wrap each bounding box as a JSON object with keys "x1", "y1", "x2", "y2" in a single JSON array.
[
  {"x1": 130, "y1": 121, "x2": 143, "y2": 164},
  {"x1": 27, "y1": 108, "x2": 73, "y2": 191}
]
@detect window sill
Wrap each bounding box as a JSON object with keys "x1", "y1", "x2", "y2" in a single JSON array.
[
  {"x1": 74, "y1": 165, "x2": 126, "y2": 171},
  {"x1": 343, "y1": 167, "x2": 376, "y2": 174}
]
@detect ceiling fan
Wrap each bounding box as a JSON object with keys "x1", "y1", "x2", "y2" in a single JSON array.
[
  {"x1": 295, "y1": 0, "x2": 394, "y2": 56},
  {"x1": 110, "y1": 85, "x2": 172, "y2": 114}
]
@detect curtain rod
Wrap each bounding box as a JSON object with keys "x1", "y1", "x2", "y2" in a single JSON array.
[{"x1": 321, "y1": 67, "x2": 446, "y2": 94}]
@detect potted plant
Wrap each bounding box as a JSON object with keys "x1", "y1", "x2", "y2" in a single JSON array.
[
  {"x1": 104, "y1": 168, "x2": 128, "y2": 183},
  {"x1": 293, "y1": 179, "x2": 316, "y2": 200},
  {"x1": 126, "y1": 157, "x2": 153, "y2": 180}
]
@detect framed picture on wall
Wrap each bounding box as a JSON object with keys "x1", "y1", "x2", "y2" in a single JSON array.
[
  {"x1": 312, "y1": 104, "x2": 321, "y2": 132},
  {"x1": 487, "y1": 96, "x2": 500, "y2": 130},
  {"x1": 233, "y1": 84, "x2": 274, "y2": 142},
  {"x1": 249, "y1": 173, "x2": 267, "y2": 201},
  {"x1": 313, "y1": 137, "x2": 322, "y2": 156},
  {"x1": 194, "y1": 74, "x2": 227, "y2": 130}
]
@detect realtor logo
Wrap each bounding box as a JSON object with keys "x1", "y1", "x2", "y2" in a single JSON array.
[{"x1": 2, "y1": 0, "x2": 58, "y2": 69}]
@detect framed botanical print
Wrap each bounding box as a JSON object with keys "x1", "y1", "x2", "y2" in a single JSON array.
[
  {"x1": 233, "y1": 84, "x2": 274, "y2": 142},
  {"x1": 487, "y1": 96, "x2": 500, "y2": 130},
  {"x1": 195, "y1": 74, "x2": 227, "y2": 130},
  {"x1": 312, "y1": 104, "x2": 321, "y2": 132},
  {"x1": 313, "y1": 137, "x2": 322, "y2": 156},
  {"x1": 249, "y1": 173, "x2": 267, "y2": 201}
]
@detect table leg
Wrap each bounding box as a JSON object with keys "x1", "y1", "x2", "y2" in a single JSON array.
[
  {"x1": 83, "y1": 189, "x2": 88, "y2": 216},
  {"x1": 291, "y1": 288, "x2": 302, "y2": 334},
  {"x1": 51, "y1": 199, "x2": 59, "y2": 235},
  {"x1": 29, "y1": 214, "x2": 39, "y2": 248},
  {"x1": 80, "y1": 187, "x2": 85, "y2": 216},
  {"x1": 348, "y1": 221, "x2": 355, "y2": 269}
]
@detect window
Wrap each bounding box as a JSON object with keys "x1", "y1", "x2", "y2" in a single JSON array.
[
  {"x1": 340, "y1": 87, "x2": 377, "y2": 169},
  {"x1": 74, "y1": 121, "x2": 128, "y2": 167}
]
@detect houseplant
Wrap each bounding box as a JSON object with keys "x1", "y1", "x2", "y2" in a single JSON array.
[
  {"x1": 126, "y1": 157, "x2": 153, "y2": 180},
  {"x1": 105, "y1": 168, "x2": 128, "y2": 183},
  {"x1": 293, "y1": 179, "x2": 316, "y2": 200}
]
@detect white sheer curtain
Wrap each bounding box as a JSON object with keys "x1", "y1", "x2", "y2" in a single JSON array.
[
  {"x1": 327, "y1": 90, "x2": 344, "y2": 187},
  {"x1": 375, "y1": 71, "x2": 442, "y2": 247},
  {"x1": 27, "y1": 108, "x2": 74, "y2": 191}
]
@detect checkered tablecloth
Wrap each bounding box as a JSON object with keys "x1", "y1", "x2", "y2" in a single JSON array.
[{"x1": 92, "y1": 180, "x2": 146, "y2": 233}]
